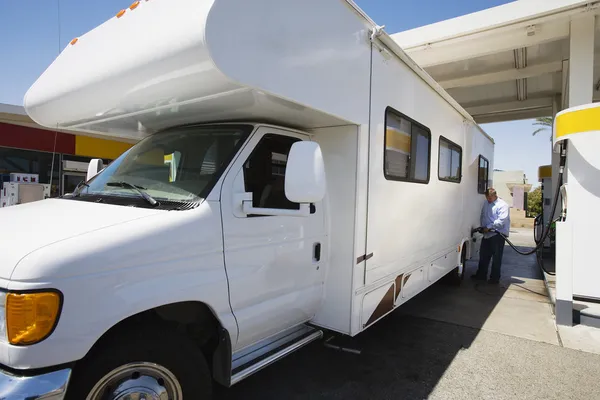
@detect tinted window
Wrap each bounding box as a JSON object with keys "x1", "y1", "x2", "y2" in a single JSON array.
[
  {"x1": 384, "y1": 108, "x2": 431, "y2": 183},
  {"x1": 439, "y1": 137, "x2": 462, "y2": 182},
  {"x1": 478, "y1": 155, "x2": 489, "y2": 194},
  {"x1": 244, "y1": 134, "x2": 301, "y2": 211},
  {"x1": 84, "y1": 125, "x2": 250, "y2": 202}
]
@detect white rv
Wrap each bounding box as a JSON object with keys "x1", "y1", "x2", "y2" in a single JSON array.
[{"x1": 1, "y1": 0, "x2": 493, "y2": 398}]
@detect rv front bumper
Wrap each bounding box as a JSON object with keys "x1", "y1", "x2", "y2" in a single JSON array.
[{"x1": 0, "y1": 366, "x2": 71, "y2": 399}]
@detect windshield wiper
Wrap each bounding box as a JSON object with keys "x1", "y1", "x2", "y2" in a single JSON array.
[{"x1": 106, "y1": 181, "x2": 159, "y2": 207}]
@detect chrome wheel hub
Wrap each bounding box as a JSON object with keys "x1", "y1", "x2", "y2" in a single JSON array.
[{"x1": 87, "y1": 362, "x2": 182, "y2": 400}]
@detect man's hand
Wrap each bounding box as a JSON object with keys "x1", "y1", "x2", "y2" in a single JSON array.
[{"x1": 483, "y1": 228, "x2": 490, "y2": 233}]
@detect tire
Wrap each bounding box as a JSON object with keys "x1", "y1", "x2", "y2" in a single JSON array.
[{"x1": 66, "y1": 326, "x2": 212, "y2": 400}]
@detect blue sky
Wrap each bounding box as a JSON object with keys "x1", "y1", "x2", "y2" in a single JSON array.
[{"x1": 0, "y1": 0, "x2": 550, "y2": 187}]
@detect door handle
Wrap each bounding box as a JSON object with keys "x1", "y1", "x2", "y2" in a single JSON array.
[{"x1": 313, "y1": 242, "x2": 321, "y2": 262}]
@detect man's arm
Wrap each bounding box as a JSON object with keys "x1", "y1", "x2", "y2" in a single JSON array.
[{"x1": 489, "y1": 202, "x2": 509, "y2": 230}]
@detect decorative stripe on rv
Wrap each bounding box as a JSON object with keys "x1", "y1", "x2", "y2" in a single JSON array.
[
  {"x1": 394, "y1": 274, "x2": 404, "y2": 299},
  {"x1": 356, "y1": 253, "x2": 374, "y2": 264},
  {"x1": 364, "y1": 284, "x2": 395, "y2": 327},
  {"x1": 363, "y1": 272, "x2": 412, "y2": 328}
]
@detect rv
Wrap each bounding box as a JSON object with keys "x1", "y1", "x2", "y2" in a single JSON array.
[{"x1": 1, "y1": 0, "x2": 494, "y2": 398}]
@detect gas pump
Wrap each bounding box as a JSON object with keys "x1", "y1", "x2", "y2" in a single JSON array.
[
  {"x1": 552, "y1": 102, "x2": 600, "y2": 327},
  {"x1": 470, "y1": 103, "x2": 600, "y2": 327}
]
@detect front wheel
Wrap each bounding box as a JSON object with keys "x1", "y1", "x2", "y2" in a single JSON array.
[
  {"x1": 67, "y1": 327, "x2": 212, "y2": 400},
  {"x1": 87, "y1": 361, "x2": 184, "y2": 399}
]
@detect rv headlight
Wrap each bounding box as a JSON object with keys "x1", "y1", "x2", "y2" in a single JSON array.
[{"x1": 3, "y1": 291, "x2": 62, "y2": 345}]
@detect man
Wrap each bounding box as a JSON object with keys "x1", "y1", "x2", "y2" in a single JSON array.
[{"x1": 472, "y1": 188, "x2": 510, "y2": 284}]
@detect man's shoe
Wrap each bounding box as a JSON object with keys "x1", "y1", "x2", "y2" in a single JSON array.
[
  {"x1": 471, "y1": 274, "x2": 486, "y2": 281},
  {"x1": 488, "y1": 278, "x2": 500, "y2": 284}
]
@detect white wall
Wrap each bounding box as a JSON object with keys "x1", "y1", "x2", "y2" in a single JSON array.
[
  {"x1": 310, "y1": 125, "x2": 360, "y2": 334},
  {"x1": 493, "y1": 170, "x2": 527, "y2": 207}
]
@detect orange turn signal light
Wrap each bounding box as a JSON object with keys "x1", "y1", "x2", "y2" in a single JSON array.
[
  {"x1": 130, "y1": 1, "x2": 140, "y2": 10},
  {"x1": 6, "y1": 292, "x2": 61, "y2": 345},
  {"x1": 116, "y1": 9, "x2": 126, "y2": 18},
  {"x1": 70, "y1": 38, "x2": 78, "y2": 45}
]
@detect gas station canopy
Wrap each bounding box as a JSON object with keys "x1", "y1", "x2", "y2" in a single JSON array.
[{"x1": 392, "y1": 0, "x2": 600, "y2": 123}]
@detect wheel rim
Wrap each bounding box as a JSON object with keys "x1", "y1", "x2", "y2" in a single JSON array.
[{"x1": 86, "y1": 362, "x2": 183, "y2": 400}]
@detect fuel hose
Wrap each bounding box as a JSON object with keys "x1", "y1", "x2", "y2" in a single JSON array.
[{"x1": 472, "y1": 145, "x2": 566, "y2": 276}]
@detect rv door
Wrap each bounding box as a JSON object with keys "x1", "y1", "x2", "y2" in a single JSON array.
[{"x1": 220, "y1": 127, "x2": 327, "y2": 350}]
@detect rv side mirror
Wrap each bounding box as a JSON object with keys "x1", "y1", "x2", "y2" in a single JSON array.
[
  {"x1": 87, "y1": 159, "x2": 104, "y2": 181},
  {"x1": 285, "y1": 141, "x2": 326, "y2": 203}
]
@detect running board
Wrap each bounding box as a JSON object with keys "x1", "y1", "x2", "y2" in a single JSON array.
[{"x1": 230, "y1": 325, "x2": 323, "y2": 385}]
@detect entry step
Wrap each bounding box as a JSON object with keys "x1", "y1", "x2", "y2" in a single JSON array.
[{"x1": 230, "y1": 324, "x2": 322, "y2": 385}]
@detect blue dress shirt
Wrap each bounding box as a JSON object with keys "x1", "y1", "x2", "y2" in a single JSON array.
[{"x1": 481, "y1": 198, "x2": 510, "y2": 238}]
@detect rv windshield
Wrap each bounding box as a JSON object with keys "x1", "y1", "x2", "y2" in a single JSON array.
[{"x1": 80, "y1": 125, "x2": 251, "y2": 204}]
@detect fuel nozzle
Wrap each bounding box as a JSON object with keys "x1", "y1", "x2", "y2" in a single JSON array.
[{"x1": 471, "y1": 227, "x2": 485, "y2": 236}]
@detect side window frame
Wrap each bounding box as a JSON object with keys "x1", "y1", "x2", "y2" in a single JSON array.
[
  {"x1": 478, "y1": 155, "x2": 490, "y2": 194},
  {"x1": 438, "y1": 136, "x2": 463, "y2": 183},
  {"x1": 383, "y1": 106, "x2": 431, "y2": 184}
]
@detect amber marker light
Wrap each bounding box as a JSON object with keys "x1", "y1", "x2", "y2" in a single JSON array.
[{"x1": 5, "y1": 291, "x2": 62, "y2": 345}]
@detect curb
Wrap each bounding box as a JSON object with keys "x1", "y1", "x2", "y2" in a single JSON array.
[{"x1": 541, "y1": 270, "x2": 556, "y2": 314}]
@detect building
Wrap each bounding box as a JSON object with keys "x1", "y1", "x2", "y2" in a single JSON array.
[
  {"x1": 0, "y1": 103, "x2": 135, "y2": 197},
  {"x1": 493, "y1": 169, "x2": 532, "y2": 209}
]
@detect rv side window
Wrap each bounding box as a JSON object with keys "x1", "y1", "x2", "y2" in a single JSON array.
[
  {"x1": 478, "y1": 155, "x2": 489, "y2": 194},
  {"x1": 243, "y1": 134, "x2": 301, "y2": 211},
  {"x1": 384, "y1": 108, "x2": 431, "y2": 183},
  {"x1": 438, "y1": 137, "x2": 462, "y2": 183}
]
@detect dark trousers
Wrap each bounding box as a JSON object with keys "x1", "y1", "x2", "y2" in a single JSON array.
[{"x1": 476, "y1": 234, "x2": 506, "y2": 280}]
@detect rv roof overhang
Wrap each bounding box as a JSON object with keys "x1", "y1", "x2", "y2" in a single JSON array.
[
  {"x1": 43, "y1": 88, "x2": 355, "y2": 141},
  {"x1": 25, "y1": 0, "x2": 378, "y2": 140},
  {"x1": 23, "y1": 0, "x2": 491, "y2": 143}
]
